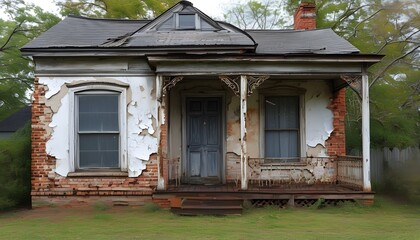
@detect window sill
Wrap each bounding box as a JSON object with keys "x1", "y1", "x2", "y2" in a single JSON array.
[{"x1": 67, "y1": 171, "x2": 128, "y2": 177}]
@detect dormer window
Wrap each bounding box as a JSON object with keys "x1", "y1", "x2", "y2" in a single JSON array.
[{"x1": 177, "y1": 13, "x2": 197, "y2": 30}]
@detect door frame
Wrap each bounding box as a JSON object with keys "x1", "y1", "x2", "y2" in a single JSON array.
[{"x1": 181, "y1": 92, "x2": 226, "y2": 184}]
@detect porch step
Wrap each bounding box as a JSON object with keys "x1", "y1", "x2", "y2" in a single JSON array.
[{"x1": 170, "y1": 196, "x2": 243, "y2": 216}]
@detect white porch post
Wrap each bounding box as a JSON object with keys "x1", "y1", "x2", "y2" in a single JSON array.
[
  {"x1": 156, "y1": 74, "x2": 165, "y2": 190},
  {"x1": 240, "y1": 75, "x2": 248, "y2": 190},
  {"x1": 361, "y1": 67, "x2": 371, "y2": 192}
]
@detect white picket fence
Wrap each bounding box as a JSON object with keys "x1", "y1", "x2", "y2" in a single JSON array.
[{"x1": 349, "y1": 147, "x2": 420, "y2": 183}]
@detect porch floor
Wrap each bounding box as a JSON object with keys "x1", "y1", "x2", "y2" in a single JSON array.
[
  {"x1": 154, "y1": 183, "x2": 374, "y2": 207},
  {"x1": 164, "y1": 183, "x2": 362, "y2": 193}
]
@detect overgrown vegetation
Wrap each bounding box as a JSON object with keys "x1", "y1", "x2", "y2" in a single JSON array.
[
  {"x1": 0, "y1": 123, "x2": 31, "y2": 210},
  {"x1": 0, "y1": 196, "x2": 419, "y2": 239}
]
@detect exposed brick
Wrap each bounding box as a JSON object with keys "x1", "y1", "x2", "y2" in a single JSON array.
[
  {"x1": 294, "y1": 2, "x2": 316, "y2": 30},
  {"x1": 31, "y1": 77, "x2": 159, "y2": 207},
  {"x1": 326, "y1": 88, "x2": 346, "y2": 156}
]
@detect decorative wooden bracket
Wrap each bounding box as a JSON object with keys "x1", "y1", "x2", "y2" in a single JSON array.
[
  {"x1": 220, "y1": 75, "x2": 269, "y2": 96},
  {"x1": 341, "y1": 75, "x2": 362, "y2": 99},
  {"x1": 219, "y1": 75, "x2": 240, "y2": 96},
  {"x1": 247, "y1": 75, "x2": 269, "y2": 96},
  {"x1": 162, "y1": 76, "x2": 184, "y2": 97}
]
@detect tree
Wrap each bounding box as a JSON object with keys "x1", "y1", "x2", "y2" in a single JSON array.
[
  {"x1": 0, "y1": 0, "x2": 60, "y2": 120},
  {"x1": 58, "y1": 0, "x2": 179, "y2": 19},
  {"x1": 223, "y1": 0, "x2": 287, "y2": 29},
  {"x1": 0, "y1": 123, "x2": 31, "y2": 210}
]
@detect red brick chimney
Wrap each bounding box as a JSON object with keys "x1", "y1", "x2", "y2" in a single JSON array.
[{"x1": 294, "y1": 2, "x2": 316, "y2": 30}]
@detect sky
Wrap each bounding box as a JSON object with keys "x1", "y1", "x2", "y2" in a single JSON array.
[{"x1": 24, "y1": 0, "x2": 249, "y2": 19}]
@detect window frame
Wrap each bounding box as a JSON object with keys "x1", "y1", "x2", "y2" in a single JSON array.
[
  {"x1": 175, "y1": 13, "x2": 199, "y2": 30},
  {"x1": 69, "y1": 85, "x2": 127, "y2": 172},
  {"x1": 259, "y1": 88, "x2": 306, "y2": 163}
]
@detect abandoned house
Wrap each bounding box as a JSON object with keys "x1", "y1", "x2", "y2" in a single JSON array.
[{"x1": 21, "y1": 1, "x2": 382, "y2": 214}]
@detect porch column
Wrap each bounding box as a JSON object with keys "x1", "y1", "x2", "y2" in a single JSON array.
[
  {"x1": 240, "y1": 75, "x2": 248, "y2": 190},
  {"x1": 156, "y1": 74, "x2": 165, "y2": 190},
  {"x1": 361, "y1": 66, "x2": 371, "y2": 192}
]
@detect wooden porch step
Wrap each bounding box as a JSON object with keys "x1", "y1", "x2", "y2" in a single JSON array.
[{"x1": 170, "y1": 196, "x2": 243, "y2": 216}]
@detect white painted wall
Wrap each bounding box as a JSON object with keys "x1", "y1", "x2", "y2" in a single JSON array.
[
  {"x1": 303, "y1": 81, "x2": 334, "y2": 155},
  {"x1": 39, "y1": 76, "x2": 158, "y2": 177}
]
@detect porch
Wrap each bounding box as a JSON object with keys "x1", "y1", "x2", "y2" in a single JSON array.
[
  {"x1": 151, "y1": 54, "x2": 377, "y2": 202},
  {"x1": 153, "y1": 156, "x2": 372, "y2": 214}
]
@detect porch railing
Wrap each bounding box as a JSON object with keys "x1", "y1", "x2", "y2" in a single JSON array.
[
  {"x1": 247, "y1": 157, "x2": 337, "y2": 187},
  {"x1": 166, "y1": 156, "x2": 364, "y2": 190},
  {"x1": 336, "y1": 156, "x2": 363, "y2": 190}
]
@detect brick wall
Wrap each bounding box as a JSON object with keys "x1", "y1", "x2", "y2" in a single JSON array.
[
  {"x1": 326, "y1": 88, "x2": 346, "y2": 156},
  {"x1": 31, "y1": 79, "x2": 159, "y2": 207}
]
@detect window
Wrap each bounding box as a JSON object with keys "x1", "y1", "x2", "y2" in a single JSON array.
[
  {"x1": 264, "y1": 96, "x2": 300, "y2": 161},
  {"x1": 76, "y1": 91, "x2": 120, "y2": 169},
  {"x1": 178, "y1": 14, "x2": 196, "y2": 29}
]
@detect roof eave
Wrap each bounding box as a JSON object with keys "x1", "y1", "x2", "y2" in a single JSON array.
[
  {"x1": 147, "y1": 53, "x2": 384, "y2": 65},
  {"x1": 20, "y1": 45, "x2": 257, "y2": 57}
]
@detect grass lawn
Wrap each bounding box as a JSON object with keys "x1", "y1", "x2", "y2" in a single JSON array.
[{"x1": 0, "y1": 196, "x2": 419, "y2": 240}]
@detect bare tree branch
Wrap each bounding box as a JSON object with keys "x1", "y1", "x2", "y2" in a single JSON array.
[
  {"x1": 0, "y1": 21, "x2": 24, "y2": 52},
  {"x1": 376, "y1": 29, "x2": 420, "y2": 53},
  {"x1": 332, "y1": 4, "x2": 374, "y2": 30},
  {"x1": 370, "y1": 45, "x2": 420, "y2": 87},
  {"x1": 350, "y1": 8, "x2": 384, "y2": 38}
]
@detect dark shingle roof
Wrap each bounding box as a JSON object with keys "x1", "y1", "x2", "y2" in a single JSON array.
[
  {"x1": 0, "y1": 106, "x2": 31, "y2": 132},
  {"x1": 22, "y1": 16, "x2": 360, "y2": 54},
  {"x1": 23, "y1": 16, "x2": 150, "y2": 49},
  {"x1": 125, "y1": 31, "x2": 255, "y2": 47},
  {"x1": 246, "y1": 29, "x2": 359, "y2": 54}
]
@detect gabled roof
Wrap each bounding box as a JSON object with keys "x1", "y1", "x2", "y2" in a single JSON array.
[
  {"x1": 0, "y1": 106, "x2": 31, "y2": 132},
  {"x1": 21, "y1": 0, "x2": 360, "y2": 56}
]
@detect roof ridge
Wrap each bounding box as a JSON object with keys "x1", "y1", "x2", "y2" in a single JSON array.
[
  {"x1": 245, "y1": 28, "x2": 332, "y2": 32},
  {"x1": 67, "y1": 15, "x2": 151, "y2": 22}
]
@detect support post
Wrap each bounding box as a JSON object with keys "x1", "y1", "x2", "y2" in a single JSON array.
[
  {"x1": 156, "y1": 75, "x2": 165, "y2": 190},
  {"x1": 361, "y1": 66, "x2": 371, "y2": 192},
  {"x1": 240, "y1": 75, "x2": 248, "y2": 190}
]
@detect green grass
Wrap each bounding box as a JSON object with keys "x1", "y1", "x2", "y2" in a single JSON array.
[{"x1": 0, "y1": 196, "x2": 419, "y2": 240}]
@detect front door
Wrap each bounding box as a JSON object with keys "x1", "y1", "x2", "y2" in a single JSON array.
[{"x1": 186, "y1": 97, "x2": 222, "y2": 184}]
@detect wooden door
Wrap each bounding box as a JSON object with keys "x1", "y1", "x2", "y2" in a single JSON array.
[{"x1": 186, "y1": 97, "x2": 222, "y2": 184}]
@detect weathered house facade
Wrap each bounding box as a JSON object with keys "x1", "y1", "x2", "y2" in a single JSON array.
[{"x1": 22, "y1": 1, "x2": 381, "y2": 210}]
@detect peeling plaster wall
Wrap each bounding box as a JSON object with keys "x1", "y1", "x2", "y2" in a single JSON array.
[
  {"x1": 39, "y1": 76, "x2": 157, "y2": 177},
  {"x1": 226, "y1": 93, "x2": 241, "y2": 155},
  {"x1": 304, "y1": 81, "x2": 334, "y2": 150}
]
